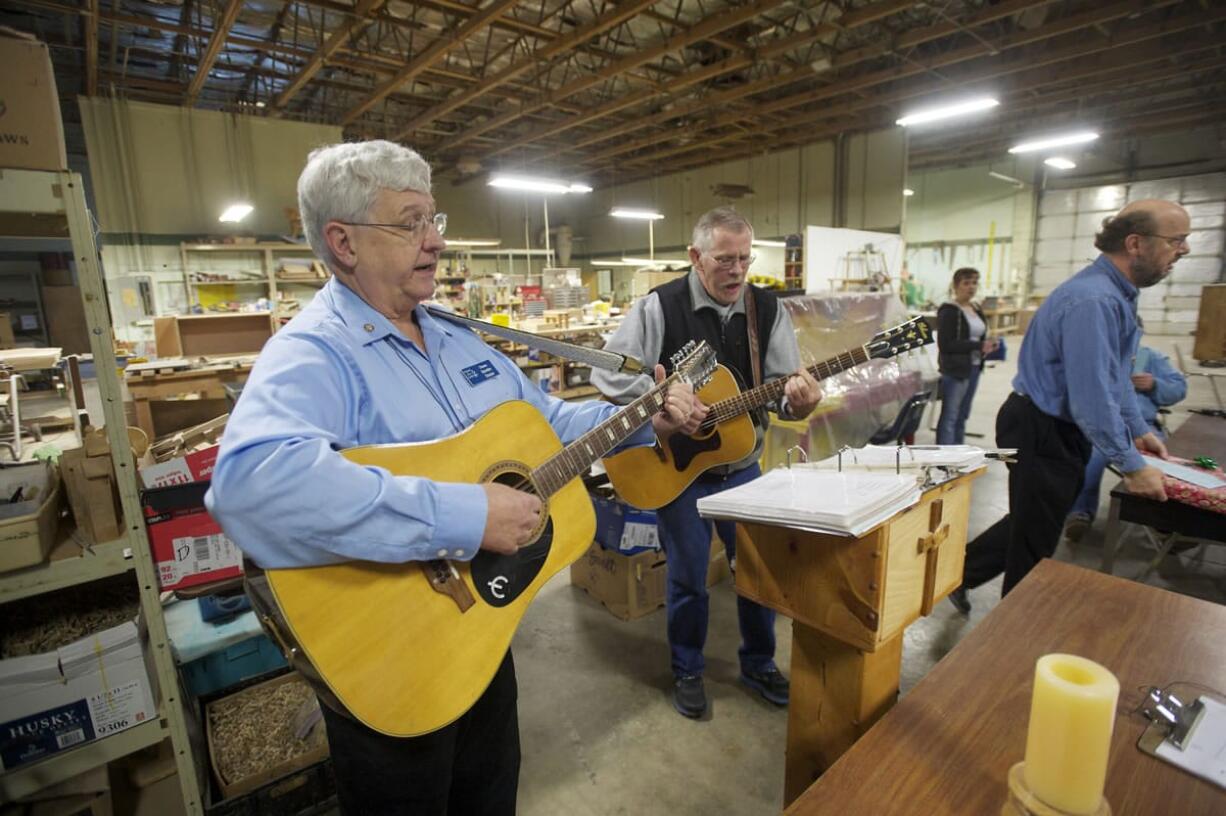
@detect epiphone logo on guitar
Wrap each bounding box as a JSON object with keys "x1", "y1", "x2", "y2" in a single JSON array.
[{"x1": 487, "y1": 575, "x2": 509, "y2": 599}]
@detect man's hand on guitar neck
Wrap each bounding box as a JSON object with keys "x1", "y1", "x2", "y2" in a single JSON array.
[
  {"x1": 650, "y1": 364, "x2": 706, "y2": 437},
  {"x1": 783, "y1": 368, "x2": 822, "y2": 420},
  {"x1": 480, "y1": 483, "x2": 543, "y2": 555}
]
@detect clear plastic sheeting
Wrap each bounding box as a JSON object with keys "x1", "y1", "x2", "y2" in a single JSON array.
[{"x1": 761, "y1": 292, "x2": 936, "y2": 471}]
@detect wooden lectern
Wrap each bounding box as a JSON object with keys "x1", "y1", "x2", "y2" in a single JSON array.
[{"x1": 733, "y1": 469, "x2": 984, "y2": 806}]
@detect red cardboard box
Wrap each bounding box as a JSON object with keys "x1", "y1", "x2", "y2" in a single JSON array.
[
  {"x1": 141, "y1": 482, "x2": 242, "y2": 591},
  {"x1": 139, "y1": 444, "x2": 219, "y2": 488}
]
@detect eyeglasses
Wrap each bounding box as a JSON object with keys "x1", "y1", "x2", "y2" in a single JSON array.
[
  {"x1": 1139, "y1": 232, "x2": 1189, "y2": 249},
  {"x1": 340, "y1": 212, "x2": 448, "y2": 240},
  {"x1": 703, "y1": 252, "x2": 756, "y2": 271}
]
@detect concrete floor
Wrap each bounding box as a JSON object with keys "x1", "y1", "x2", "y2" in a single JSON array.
[{"x1": 510, "y1": 333, "x2": 1225, "y2": 816}]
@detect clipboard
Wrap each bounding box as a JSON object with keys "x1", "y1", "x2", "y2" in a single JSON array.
[{"x1": 1137, "y1": 683, "x2": 1226, "y2": 791}]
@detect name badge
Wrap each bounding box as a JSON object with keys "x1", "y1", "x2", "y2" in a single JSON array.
[{"x1": 461, "y1": 360, "x2": 499, "y2": 386}]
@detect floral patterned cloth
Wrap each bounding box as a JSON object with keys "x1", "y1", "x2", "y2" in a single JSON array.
[{"x1": 1162, "y1": 459, "x2": 1226, "y2": 516}]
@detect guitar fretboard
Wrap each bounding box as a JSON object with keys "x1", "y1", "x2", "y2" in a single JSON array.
[
  {"x1": 532, "y1": 381, "x2": 669, "y2": 497},
  {"x1": 701, "y1": 346, "x2": 869, "y2": 431}
]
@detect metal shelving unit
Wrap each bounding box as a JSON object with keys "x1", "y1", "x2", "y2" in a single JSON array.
[{"x1": 0, "y1": 169, "x2": 203, "y2": 812}]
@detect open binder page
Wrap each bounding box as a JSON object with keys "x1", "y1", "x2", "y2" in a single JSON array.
[{"x1": 696, "y1": 468, "x2": 921, "y2": 537}]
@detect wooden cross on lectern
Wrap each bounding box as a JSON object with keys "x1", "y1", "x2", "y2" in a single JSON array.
[{"x1": 917, "y1": 499, "x2": 951, "y2": 616}]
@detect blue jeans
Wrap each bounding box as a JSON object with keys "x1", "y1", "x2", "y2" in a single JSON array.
[
  {"x1": 1069, "y1": 423, "x2": 1164, "y2": 520},
  {"x1": 937, "y1": 367, "x2": 981, "y2": 445},
  {"x1": 655, "y1": 463, "x2": 777, "y2": 679}
]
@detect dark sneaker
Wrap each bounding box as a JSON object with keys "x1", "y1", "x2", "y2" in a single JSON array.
[
  {"x1": 673, "y1": 675, "x2": 707, "y2": 718},
  {"x1": 1063, "y1": 513, "x2": 1091, "y2": 543},
  {"x1": 948, "y1": 586, "x2": 971, "y2": 615},
  {"x1": 740, "y1": 667, "x2": 789, "y2": 706}
]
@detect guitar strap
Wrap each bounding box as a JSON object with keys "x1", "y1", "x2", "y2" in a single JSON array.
[
  {"x1": 424, "y1": 305, "x2": 645, "y2": 374},
  {"x1": 744, "y1": 284, "x2": 762, "y2": 388}
]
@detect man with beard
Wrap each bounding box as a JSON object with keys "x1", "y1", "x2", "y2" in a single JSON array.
[{"x1": 950, "y1": 199, "x2": 1189, "y2": 610}]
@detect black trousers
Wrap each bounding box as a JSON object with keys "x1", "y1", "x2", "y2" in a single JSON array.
[
  {"x1": 320, "y1": 651, "x2": 520, "y2": 816},
  {"x1": 962, "y1": 393, "x2": 1092, "y2": 595}
]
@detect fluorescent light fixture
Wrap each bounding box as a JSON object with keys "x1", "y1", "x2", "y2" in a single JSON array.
[
  {"x1": 610, "y1": 208, "x2": 664, "y2": 220},
  {"x1": 488, "y1": 174, "x2": 592, "y2": 194},
  {"x1": 218, "y1": 203, "x2": 253, "y2": 223},
  {"x1": 255, "y1": 101, "x2": 266, "y2": 109},
  {"x1": 591, "y1": 258, "x2": 650, "y2": 267},
  {"x1": 1009, "y1": 130, "x2": 1098, "y2": 154},
  {"x1": 751, "y1": 239, "x2": 787, "y2": 248},
  {"x1": 896, "y1": 96, "x2": 999, "y2": 127},
  {"x1": 445, "y1": 238, "x2": 502, "y2": 247},
  {"x1": 1044, "y1": 157, "x2": 1076, "y2": 170},
  {"x1": 903, "y1": 188, "x2": 915, "y2": 197},
  {"x1": 988, "y1": 171, "x2": 1025, "y2": 187}
]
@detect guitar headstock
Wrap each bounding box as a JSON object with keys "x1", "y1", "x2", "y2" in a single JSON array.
[
  {"x1": 866, "y1": 316, "x2": 934, "y2": 360},
  {"x1": 669, "y1": 340, "x2": 717, "y2": 390}
]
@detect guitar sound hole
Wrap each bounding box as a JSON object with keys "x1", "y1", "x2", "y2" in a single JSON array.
[{"x1": 470, "y1": 470, "x2": 553, "y2": 608}]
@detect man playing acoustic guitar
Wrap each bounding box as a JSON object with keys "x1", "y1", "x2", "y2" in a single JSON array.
[
  {"x1": 592, "y1": 207, "x2": 821, "y2": 719},
  {"x1": 206, "y1": 140, "x2": 701, "y2": 815}
]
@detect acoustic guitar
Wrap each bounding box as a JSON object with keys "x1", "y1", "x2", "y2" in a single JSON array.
[
  {"x1": 264, "y1": 341, "x2": 716, "y2": 737},
  {"x1": 602, "y1": 316, "x2": 933, "y2": 509}
]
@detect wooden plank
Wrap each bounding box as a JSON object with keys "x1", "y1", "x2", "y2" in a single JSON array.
[{"x1": 786, "y1": 560, "x2": 1226, "y2": 815}]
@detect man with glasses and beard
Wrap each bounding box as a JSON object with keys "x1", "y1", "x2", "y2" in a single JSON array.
[
  {"x1": 950, "y1": 199, "x2": 1189, "y2": 613},
  {"x1": 592, "y1": 206, "x2": 821, "y2": 719}
]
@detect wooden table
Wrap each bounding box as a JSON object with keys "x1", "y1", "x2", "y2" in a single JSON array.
[
  {"x1": 1102, "y1": 413, "x2": 1226, "y2": 574},
  {"x1": 733, "y1": 469, "x2": 983, "y2": 805},
  {"x1": 786, "y1": 559, "x2": 1226, "y2": 814}
]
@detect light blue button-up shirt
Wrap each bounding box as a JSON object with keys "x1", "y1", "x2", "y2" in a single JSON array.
[
  {"x1": 205, "y1": 278, "x2": 652, "y2": 569},
  {"x1": 1014, "y1": 254, "x2": 1150, "y2": 473}
]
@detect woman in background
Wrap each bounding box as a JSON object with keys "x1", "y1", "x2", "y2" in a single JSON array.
[{"x1": 936, "y1": 267, "x2": 998, "y2": 445}]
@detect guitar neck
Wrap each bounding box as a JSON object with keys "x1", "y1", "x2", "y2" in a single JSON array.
[
  {"x1": 532, "y1": 380, "x2": 670, "y2": 497},
  {"x1": 706, "y1": 345, "x2": 870, "y2": 425}
]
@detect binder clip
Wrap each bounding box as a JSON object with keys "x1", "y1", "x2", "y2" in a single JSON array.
[{"x1": 1139, "y1": 686, "x2": 1205, "y2": 750}]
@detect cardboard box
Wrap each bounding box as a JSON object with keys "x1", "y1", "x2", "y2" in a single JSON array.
[
  {"x1": 0, "y1": 29, "x2": 68, "y2": 172},
  {"x1": 570, "y1": 539, "x2": 728, "y2": 621},
  {"x1": 141, "y1": 481, "x2": 242, "y2": 591},
  {"x1": 12, "y1": 765, "x2": 112, "y2": 816},
  {"x1": 140, "y1": 444, "x2": 219, "y2": 489},
  {"x1": 571, "y1": 542, "x2": 666, "y2": 621},
  {"x1": 0, "y1": 621, "x2": 156, "y2": 772},
  {"x1": 60, "y1": 446, "x2": 122, "y2": 545},
  {"x1": 205, "y1": 672, "x2": 329, "y2": 800},
  {"x1": 0, "y1": 460, "x2": 62, "y2": 573},
  {"x1": 591, "y1": 493, "x2": 659, "y2": 555}
]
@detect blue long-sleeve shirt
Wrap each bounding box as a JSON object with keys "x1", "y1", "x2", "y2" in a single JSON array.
[
  {"x1": 1132, "y1": 347, "x2": 1187, "y2": 427},
  {"x1": 1014, "y1": 254, "x2": 1150, "y2": 473},
  {"x1": 205, "y1": 278, "x2": 652, "y2": 569}
]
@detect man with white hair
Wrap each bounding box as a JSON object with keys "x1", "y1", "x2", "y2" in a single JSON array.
[
  {"x1": 206, "y1": 140, "x2": 699, "y2": 814},
  {"x1": 593, "y1": 206, "x2": 821, "y2": 720}
]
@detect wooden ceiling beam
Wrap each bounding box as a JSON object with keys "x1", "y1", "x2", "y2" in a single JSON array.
[
  {"x1": 269, "y1": 0, "x2": 389, "y2": 115},
  {"x1": 582, "y1": 0, "x2": 1208, "y2": 167},
  {"x1": 561, "y1": 0, "x2": 1055, "y2": 158},
  {"x1": 448, "y1": 0, "x2": 919, "y2": 163},
  {"x1": 610, "y1": 20, "x2": 1226, "y2": 173},
  {"x1": 392, "y1": 0, "x2": 663, "y2": 141},
  {"x1": 340, "y1": 0, "x2": 522, "y2": 126},
  {"x1": 83, "y1": 0, "x2": 98, "y2": 96},
  {"x1": 433, "y1": 0, "x2": 795, "y2": 154},
  {"x1": 184, "y1": 0, "x2": 244, "y2": 104}
]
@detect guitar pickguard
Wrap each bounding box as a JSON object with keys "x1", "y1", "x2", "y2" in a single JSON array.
[
  {"x1": 667, "y1": 430, "x2": 724, "y2": 471},
  {"x1": 471, "y1": 519, "x2": 554, "y2": 607}
]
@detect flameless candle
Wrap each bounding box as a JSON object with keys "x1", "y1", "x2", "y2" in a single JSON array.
[{"x1": 1022, "y1": 654, "x2": 1120, "y2": 814}]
